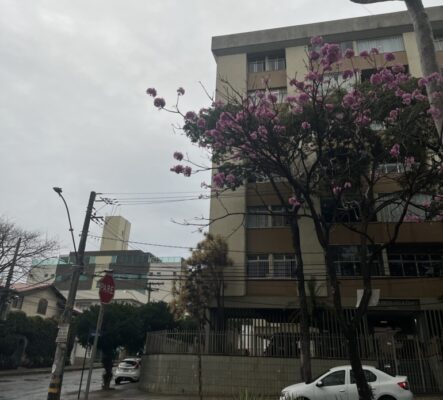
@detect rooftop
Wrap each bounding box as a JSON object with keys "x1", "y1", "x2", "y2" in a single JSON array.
[{"x1": 211, "y1": 6, "x2": 443, "y2": 56}]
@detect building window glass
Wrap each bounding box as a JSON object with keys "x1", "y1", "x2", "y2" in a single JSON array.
[
  {"x1": 321, "y1": 198, "x2": 362, "y2": 223},
  {"x1": 248, "y1": 51, "x2": 286, "y2": 73},
  {"x1": 356, "y1": 35, "x2": 405, "y2": 53},
  {"x1": 434, "y1": 34, "x2": 443, "y2": 51},
  {"x1": 247, "y1": 254, "x2": 269, "y2": 277},
  {"x1": 273, "y1": 254, "x2": 296, "y2": 277},
  {"x1": 247, "y1": 206, "x2": 289, "y2": 228},
  {"x1": 387, "y1": 245, "x2": 443, "y2": 277},
  {"x1": 37, "y1": 298, "x2": 48, "y2": 315},
  {"x1": 12, "y1": 296, "x2": 23, "y2": 309},
  {"x1": 332, "y1": 246, "x2": 384, "y2": 276},
  {"x1": 377, "y1": 193, "x2": 432, "y2": 222}
]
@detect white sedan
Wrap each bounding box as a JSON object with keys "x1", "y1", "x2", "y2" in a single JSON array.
[{"x1": 280, "y1": 365, "x2": 413, "y2": 400}]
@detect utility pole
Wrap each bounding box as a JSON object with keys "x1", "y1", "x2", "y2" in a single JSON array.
[
  {"x1": 47, "y1": 191, "x2": 96, "y2": 400},
  {"x1": 0, "y1": 238, "x2": 21, "y2": 321},
  {"x1": 147, "y1": 281, "x2": 163, "y2": 303}
]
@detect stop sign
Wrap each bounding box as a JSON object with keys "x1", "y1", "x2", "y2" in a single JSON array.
[{"x1": 99, "y1": 274, "x2": 115, "y2": 304}]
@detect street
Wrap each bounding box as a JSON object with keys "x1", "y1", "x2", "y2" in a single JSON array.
[{"x1": 0, "y1": 369, "x2": 105, "y2": 400}]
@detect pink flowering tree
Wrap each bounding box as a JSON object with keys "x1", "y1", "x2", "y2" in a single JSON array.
[
  {"x1": 351, "y1": 0, "x2": 443, "y2": 138},
  {"x1": 148, "y1": 38, "x2": 443, "y2": 399}
]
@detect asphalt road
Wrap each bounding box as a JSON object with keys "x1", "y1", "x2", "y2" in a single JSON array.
[{"x1": 0, "y1": 369, "x2": 103, "y2": 400}]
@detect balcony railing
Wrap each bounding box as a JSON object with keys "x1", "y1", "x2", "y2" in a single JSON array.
[{"x1": 247, "y1": 260, "x2": 296, "y2": 278}]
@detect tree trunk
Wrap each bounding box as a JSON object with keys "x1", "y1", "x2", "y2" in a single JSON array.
[
  {"x1": 405, "y1": 0, "x2": 442, "y2": 137},
  {"x1": 290, "y1": 217, "x2": 312, "y2": 383},
  {"x1": 101, "y1": 353, "x2": 113, "y2": 390},
  {"x1": 347, "y1": 328, "x2": 374, "y2": 400}
]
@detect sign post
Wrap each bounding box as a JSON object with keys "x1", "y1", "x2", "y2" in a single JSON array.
[{"x1": 83, "y1": 272, "x2": 115, "y2": 400}]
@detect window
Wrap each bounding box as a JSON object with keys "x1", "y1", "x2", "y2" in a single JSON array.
[
  {"x1": 350, "y1": 369, "x2": 377, "y2": 383},
  {"x1": 247, "y1": 254, "x2": 269, "y2": 277},
  {"x1": 37, "y1": 298, "x2": 48, "y2": 315},
  {"x1": 321, "y1": 370, "x2": 346, "y2": 386},
  {"x1": 273, "y1": 254, "x2": 296, "y2": 277},
  {"x1": 332, "y1": 246, "x2": 384, "y2": 277},
  {"x1": 356, "y1": 35, "x2": 405, "y2": 53},
  {"x1": 387, "y1": 245, "x2": 443, "y2": 277},
  {"x1": 377, "y1": 193, "x2": 432, "y2": 223},
  {"x1": 434, "y1": 34, "x2": 443, "y2": 51},
  {"x1": 12, "y1": 296, "x2": 23, "y2": 309},
  {"x1": 247, "y1": 206, "x2": 290, "y2": 228},
  {"x1": 248, "y1": 51, "x2": 286, "y2": 73},
  {"x1": 321, "y1": 198, "x2": 362, "y2": 223},
  {"x1": 247, "y1": 254, "x2": 296, "y2": 278}
]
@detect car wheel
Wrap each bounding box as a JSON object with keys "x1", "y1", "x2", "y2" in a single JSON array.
[
  {"x1": 115, "y1": 378, "x2": 122, "y2": 385},
  {"x1": 378, "y1": 397, "x2": 396, "y2": 400}
]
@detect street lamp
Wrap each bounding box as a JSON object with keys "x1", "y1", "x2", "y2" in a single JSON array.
[{"x1": 53, "y1": 187, "x2": 78, "y2": 262}]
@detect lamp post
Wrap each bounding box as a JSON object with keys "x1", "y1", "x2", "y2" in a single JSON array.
[{"x1": 47, "y1": 189, "x2": 96, "y2": 400}]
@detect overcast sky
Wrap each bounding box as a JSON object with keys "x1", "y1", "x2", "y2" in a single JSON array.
[{"x1": 1, "y1": 0, "x2": 441, "y2": 259}]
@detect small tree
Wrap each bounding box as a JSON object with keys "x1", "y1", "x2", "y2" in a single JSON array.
[
  {"x1": 148, "y1": 41, "x2": 442, "y2": 399},
  {"x1": 0, "y1": 218, "x2": 58, "y2": 278}
]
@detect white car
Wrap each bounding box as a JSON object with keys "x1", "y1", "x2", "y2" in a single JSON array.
[
  {"x1": 114, "y1": 358, "x2": 141, "y2": 384},
  {"x1": 280, "y1": 365, "x2": 413, "y2": 400}
]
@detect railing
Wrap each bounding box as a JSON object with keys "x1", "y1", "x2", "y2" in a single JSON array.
[
  {"x1": 247, "y1": 260, "x2": 296, "y2": 278},
  {"x1": 145, "y1": 330, "x2": 375, "y2": 359},
  {"x1": 145, "y1": 331, "x2": 443, "y2": 394}
]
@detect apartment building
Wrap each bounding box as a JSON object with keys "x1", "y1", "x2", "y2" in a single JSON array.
[{"x1": 209, "y1": 6, "x2": 443, "y2": 366}]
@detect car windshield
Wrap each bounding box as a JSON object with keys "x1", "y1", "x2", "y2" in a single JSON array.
[{"x1": 120, "y1": 360, "x2": 137, "y2": 367}]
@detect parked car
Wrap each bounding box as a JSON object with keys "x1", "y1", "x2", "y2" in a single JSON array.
[
  {"x1": 279, "y1": 365, "x2": 413, "y2": 400},
  {"x1": 114, "y1": 358, "x2": 141, "y2": 384}
]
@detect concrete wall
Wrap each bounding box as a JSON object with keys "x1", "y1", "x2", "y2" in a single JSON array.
[
  {"x1": 100, "y1": 216, "x2": 131, "y2": 251},
  {"x1": 139, "y1": 354, "x2": 375, "y2": 396}
]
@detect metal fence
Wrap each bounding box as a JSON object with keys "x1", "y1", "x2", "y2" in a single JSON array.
[{"x1": 145, "y1": 330, "x2": 443, "y2": 394}]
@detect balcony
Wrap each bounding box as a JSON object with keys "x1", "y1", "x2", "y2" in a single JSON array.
[{"x1": 247, "y1": 259, "x2": 296, "y2": 279}]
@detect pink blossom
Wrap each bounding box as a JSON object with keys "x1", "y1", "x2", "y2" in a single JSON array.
[
  {"x1": 310, "y1": 36, "x2": 323, "y2": 46},
  {"x1": 306, "y1": 71, "x2": 320, "y2": 81},
  {"x1": 170, "y1": 165, "x2": 184, "y2": 174},
  {"x1": 197, "y1": 118, "x2": 206, "y2": 129},
  {"x1": 286, "y1": 95, "x2": 297, "y2": 103},
  {"x1": 332, "y1": 186, "x2": 342, "y2": 196},
  {"x1": 344, "y1": 48, "x2": 355, "y2": 58},
  {"x1": 183, "y1": 166, "x2": 192, "y2": 177},
  {"x1": 427, "y1": 106, "x2": 442, "y2": 119},
  {"x1": 288, "y1": 196, "x2": 301, "y2": 207},
  {"x1": 212, "y1": 172, "x2": 225, "y2": 188},
  {"x1": 359, "y1": 50, "x2": 369, "y2": 58},
  {"x1": 225, "y1": 174, "x2": 236, "y2": 184},
  {"x1": 154, "y1": 97, "x2": 166, "y2": 108},
  {"x1": 257, "y1": 125, "x2": 268, "y2": 137},
  {"x1": 250, "y1": 132, "x2": 257, "y2": 140},
  {"x1": 177, "y1": 87, "x2": 185, "y2": 96},
  {"x1": 370, "y1": 73, "x2": 383, "y2": 85},
  {"x1": 388, "y1": 109, "x2": 399, "y2": 121},
  {"x1": 418, "y1": 78, "x2": 428, "y2": 88},
  {"x1": 291, "y1": 105, "x2": 303, "y2": 115},
  {"x1": 355, "y1": 114, "x2": 371, "y2": 127},
  {"x1": 301, "y1": 121, "x2": 311, "y2": 129},
  {"x1": 342, "y1": 70, "x2": 354, "y2": 79},
  {"x1": 146, "y1": 87, "x2": 157, "y2": 97},
  {"x1": 309, "y1": 50, "x2": 320, "y2": 61},
  {"x1": 185, "y1": 111, "x2": 197, "y2": 121},
  {"x1": 173, "y1": 151, "x2": 184, "y2": 161},
  {"x1": 402, "y1": 93, "x2": 412, "y2": 105},
  {"x1": 297, "y1": 93, "x2": 310, "y2": 104},
  {"x1": 268, "y1": 93, "x2": 278, "y2": 103},
  {"x1": 404, "y1": 156, "x2": 415, "y2": 169},
  {"x1": 325, "y1": 103, "x2": 334, "y2": 112},
  {"x1": 273, "y1": 125, "x2": 286, "y2": 134},
  {"x1": 390, "y1": 143, "x2": 400, "y2": 158},
  {"x1": 384, "y1": 53, "x2": 396, "y2": 62},
  {"x1": 370, "y1": 48, "x2": 379, "y2": 55}
]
